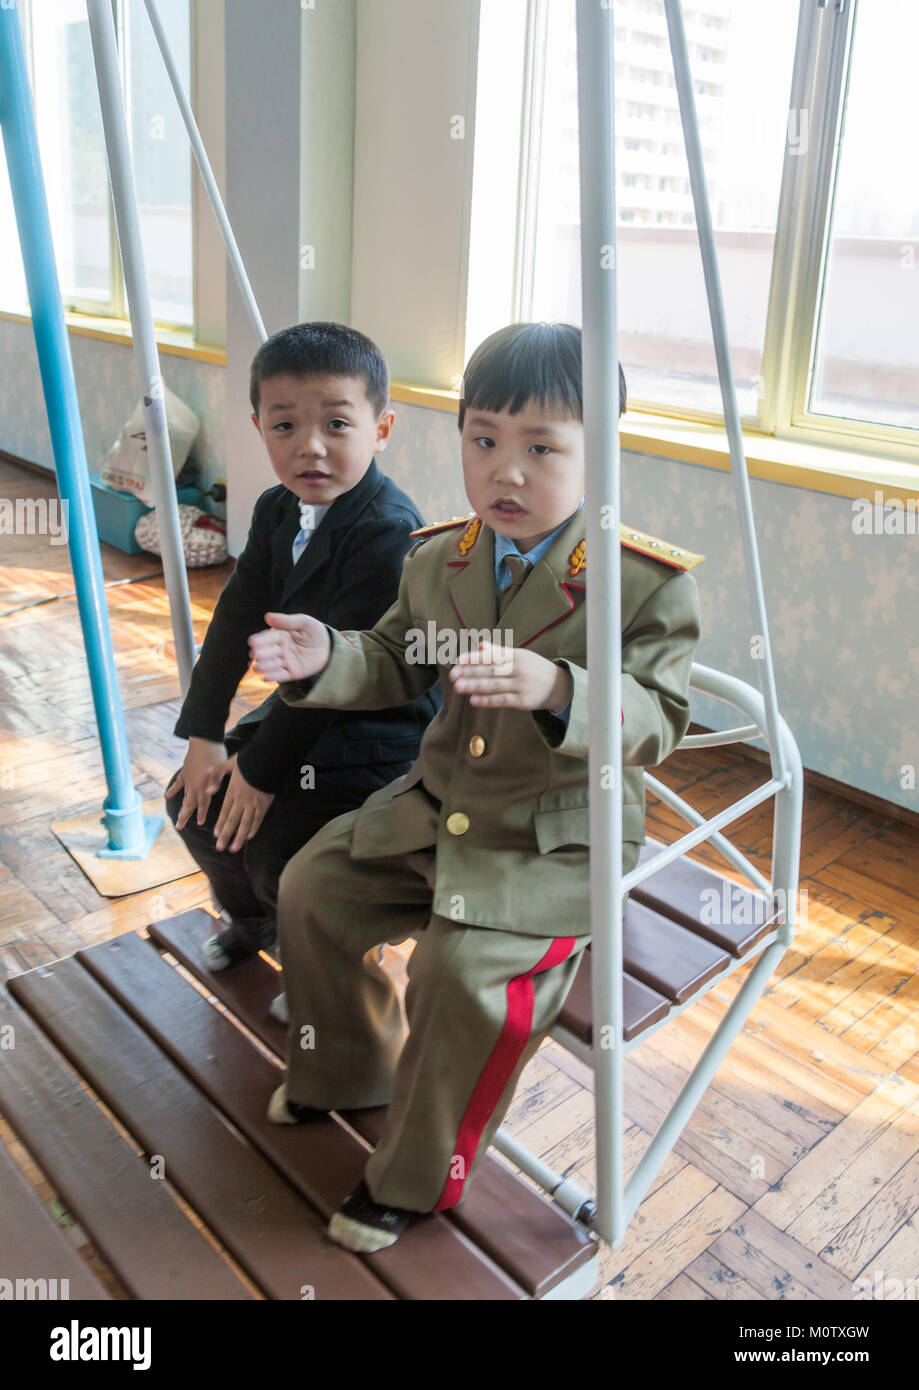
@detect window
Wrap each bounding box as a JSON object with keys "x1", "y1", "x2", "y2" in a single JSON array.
[
  {"x1": 805, "y1": 0, "x2": 919, "y2": 435},
  {"x1": 531, "y1": 0, "x2": 796, "y2": 416},
  {"x1": 0, "y1": 0, "x2": 193, "y2": 329},
  {"x1": 469, "y1": 0, "x2": 917, "y2": 462}
]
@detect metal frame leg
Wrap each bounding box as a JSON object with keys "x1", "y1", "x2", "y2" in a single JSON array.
[
  {"x1": 142, "y1": 0, "x2": 267, "y2": 345},
  {"x1": 564, "y1": 0, "x2": 804, "y2": 1251},
  {"x1": 86, "y1": 0, "x2": 197, "y2": 693},
  {"x1": 576, "y1": 0, "x2": 626, "y2": 1249}
]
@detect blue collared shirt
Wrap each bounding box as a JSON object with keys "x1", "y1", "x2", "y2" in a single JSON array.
[
  {"x1": 493, "y1": 498, "x2": 584, "y2": 726},
  {"x1": 493, "y1": 497, "x2": 585, "y2": 591}
]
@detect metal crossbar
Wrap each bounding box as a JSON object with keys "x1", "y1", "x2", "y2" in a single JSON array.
[
  {"x1": 678, "y1": 726, "x2": 764, "y2": 750},
  {"x1": 642, "y1": 772, "x2": 772, "y2": 895}
]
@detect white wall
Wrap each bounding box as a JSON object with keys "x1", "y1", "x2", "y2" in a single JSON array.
[
  {"x1": 299, "y1": 0, "x2": 356, "y2": 325},
  {"x1": 223, "y1": 0, "x2": 359, "y2": 553},
  {"x1": 350, "y1": 0, "x2": 481, "y2": 390}
]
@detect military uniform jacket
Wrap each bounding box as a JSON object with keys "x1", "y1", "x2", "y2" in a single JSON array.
[{"x1": 280, "y1": 506, "x2": 702, "y2": 936}]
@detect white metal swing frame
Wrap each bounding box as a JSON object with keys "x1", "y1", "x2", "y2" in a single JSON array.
[
  {"x1": 488, "y1": 0, "x2": 804, "y2": 1257},
  {"x1": 87, "y1": 0, "x2": 804, "y2": 1272}
]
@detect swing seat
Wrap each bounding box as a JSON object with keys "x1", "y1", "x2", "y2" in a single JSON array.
[
  {"x1": 555, "y1": 838, "x2": 782, "y2": 1049},
  {"x1": 0, "y1": 918, "x2": 598, "y2": 1301}
]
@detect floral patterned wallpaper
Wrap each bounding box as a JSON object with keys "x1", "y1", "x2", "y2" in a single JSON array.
[
  {"x1": 0, "y1": 319, "x2": 226, "y2": 493},
  {"x1": 384, "y1": 399, "x2": 919, "y2": 819}
]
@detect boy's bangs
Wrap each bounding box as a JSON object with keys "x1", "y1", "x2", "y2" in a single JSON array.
[
  {"x1": 250, "y1": 322, "x2": 389, "y2": 418},
  {"x1": 462, "y1": 324, "x2": 583, "y2": 426},
  {"x1": 459, "y1": 323, "x2": 626, "y2": 426}
]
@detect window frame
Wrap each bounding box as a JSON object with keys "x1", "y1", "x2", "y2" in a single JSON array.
[
  {"x1": 500, "y1": 0, "x2": 918, "y2": 470},
  {"x1": 18, "y1": 0, "x2": 195, "y2": 336}
]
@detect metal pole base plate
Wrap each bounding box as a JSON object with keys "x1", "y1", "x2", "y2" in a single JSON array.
[{"x1": 51, "y1": 798, "x2": 197, "y2": 897}]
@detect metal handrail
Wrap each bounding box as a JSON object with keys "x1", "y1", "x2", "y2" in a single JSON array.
[
  {"x1": 638, "y1": 661, "x2": 790, "y2": 893},
  {"x1": 678, "y1": 725, "x2": 763, "y2": 749}
]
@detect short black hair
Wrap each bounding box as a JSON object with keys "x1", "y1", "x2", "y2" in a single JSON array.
[
  {"x1": 249, "y1": 322, "x2": 390, "y2": 419},
  {"x1": 457, "y1": 322, "x2": 626, "y2": 431}
]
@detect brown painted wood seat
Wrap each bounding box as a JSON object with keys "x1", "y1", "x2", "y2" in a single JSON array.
[
  {"x1": 556, "y1": 838, "x2": 781, "y2": 1047},
  {"x1": 145, "y1": 912, "x2": 594, "y2": 1297},
  {"x1": 0, "y1": 840, "x2": 779, "y2": 1298},
  {"x1": 0, "y1": 917, "x2": 596, "y2": 1301},
  {"x1": 0, "y1": 1131, "x2": 109, "y2": 1303}
]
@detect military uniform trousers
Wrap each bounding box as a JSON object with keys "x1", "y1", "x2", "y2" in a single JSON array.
[{"x1": 277, "y1": 809, "x2": 641, "y2": 1213}]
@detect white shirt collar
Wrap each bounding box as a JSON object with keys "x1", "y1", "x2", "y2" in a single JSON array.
[{"x1": 298, "y1": 501, "x2": 330, "y2": 533}]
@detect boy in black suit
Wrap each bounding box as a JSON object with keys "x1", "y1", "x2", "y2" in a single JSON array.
[{"x1": 165, "y1": 322, "x2": 440, "y2": 972}]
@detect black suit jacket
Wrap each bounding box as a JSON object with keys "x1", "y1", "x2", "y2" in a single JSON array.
[{"x1": 173, "y1": 460, "x2": 442, "y2": 793}]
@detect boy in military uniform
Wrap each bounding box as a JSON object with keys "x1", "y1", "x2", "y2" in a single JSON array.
[{"x1": 248, "y1": 322, "x2": 703, "y2": 1252}]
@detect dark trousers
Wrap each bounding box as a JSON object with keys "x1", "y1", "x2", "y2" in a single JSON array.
[{"x1": 165, "y1": 749, "x2": 414, "y2": 925}]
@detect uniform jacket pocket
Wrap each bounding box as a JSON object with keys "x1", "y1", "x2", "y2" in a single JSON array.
[
  {"x1": 533, "y1": 787, "x2": 645, "y2": 852},
  {"x1": 533, "y1": 787, "x2": 590, "y2": 853}
]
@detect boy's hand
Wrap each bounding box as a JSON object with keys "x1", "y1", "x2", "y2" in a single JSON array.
[
  {"x1": 213, "y1": 760, "x2": 275, "y2": 853},
  {"x1": 449, "y1": 641, "x2": 572, "y2": 712},
  {"x1": 248, "y1": 612, "x2": 332, "y2": 683},
  {"x1": 166, "y1": 737, "x2": 228, "y2": 829}
]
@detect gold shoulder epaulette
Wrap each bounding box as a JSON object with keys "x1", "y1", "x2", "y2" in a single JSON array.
[
  {"x1": 620, "y1": 523, "x2": 704, "y2": 572},
  {"x1": 410, "y1": 513, "x2": 475, "y2": 539}
]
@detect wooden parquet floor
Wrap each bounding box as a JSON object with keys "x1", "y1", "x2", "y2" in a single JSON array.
[{"x1": 1, "y1": 457, "x2": 917, "y2": 1301}]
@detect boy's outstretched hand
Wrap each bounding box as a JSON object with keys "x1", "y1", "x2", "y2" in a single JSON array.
[
  {"x1": 248, "y1": 612, "x2": 332, "y2": 684},
  {"x1": 450, "y1": 640, "x2": 572, "y2": 713}
]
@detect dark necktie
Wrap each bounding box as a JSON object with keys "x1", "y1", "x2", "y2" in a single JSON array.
[{"x1": 498, "y1": 554, "x2": 530, "y2": 617}]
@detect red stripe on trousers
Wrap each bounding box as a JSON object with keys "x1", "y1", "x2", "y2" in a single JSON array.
[{"x1": 434, "y1": 935, "x2": 577, "y2": 1210}]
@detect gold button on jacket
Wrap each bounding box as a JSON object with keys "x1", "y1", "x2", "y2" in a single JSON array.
[
  {"x1": 468, "y1": 735, "x2": 486, "y2": 758},
  {"x1": 446, "y1": 811, "x2": 470, "y2": 836}
]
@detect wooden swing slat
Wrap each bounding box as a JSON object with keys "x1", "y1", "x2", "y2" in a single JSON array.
[
  {"x1": 0, "y1": 1121, "x2": 110, "y2": 1302},
  {"x1": 78, "y1": 932, "x2": 525, "y2": 1302},
  {"x1": 0, "y1": 988, "x2": 250, "y2": 1300},
  {"x1": 634, "y1": 839, "x2": 779, "y2": 958},
  {"x1": 147, "y1": 909, "x2": 597, "y2": 1299},
  {"x1": 9, "y1": 958, "x2": 394, "y2": 1301}
]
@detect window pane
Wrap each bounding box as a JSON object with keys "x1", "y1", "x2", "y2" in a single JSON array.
[
  {"x1": 128, "y1": 0, "x2": 193, "y2": 326},
  {"x1": 809, "y1": 0, "x2": 919, "y2": 432},
  {"x1": 29, "y1": 0, "x2": 113, "y2": 310},
  {"x1": 0, "y1": 132, "x2": 30, "y2": 312},
  {"x1": 531, "y1": 0, "x2": 799, "y2": 417}
]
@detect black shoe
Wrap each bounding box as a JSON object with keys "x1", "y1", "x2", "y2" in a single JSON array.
[
  {"x1": 266, "y1": 1082, "x2": 324, "y2": 1125},
  {"x1": 327, "y1": 1179, "x2": 415, "y2": 1252},
  {"x1": 202, "y1": 915, "x2": 275, "y2": 971}
]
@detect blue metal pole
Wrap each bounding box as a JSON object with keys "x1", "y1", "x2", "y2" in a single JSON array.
[{"x1": 0, "y1": 1, "x2": 159, "y2": 858}]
